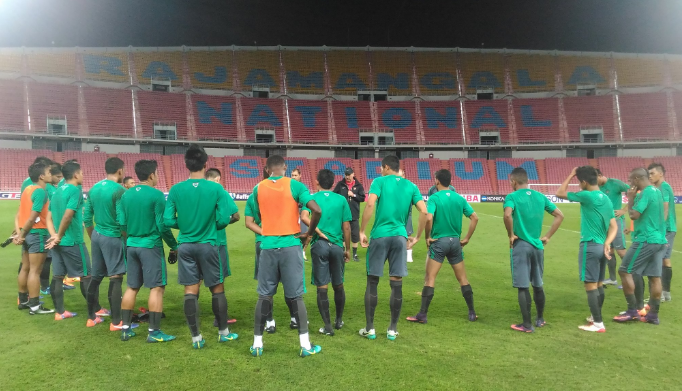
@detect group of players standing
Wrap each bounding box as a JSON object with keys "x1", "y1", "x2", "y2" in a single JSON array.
[{"x1": 11, "y1": 145, "x2": 676, "y2": 357}]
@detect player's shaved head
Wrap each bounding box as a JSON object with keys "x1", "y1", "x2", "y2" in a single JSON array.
[
  {"x1": 262, "y1": 167, "x2": 269, "y2": 179},
  {"x1": 629, "y1": 167, "x2": 650, "y2": 190},
  {"x1": 205, "y1": 168, "x2": 221, "y2": 180},
  {"x1": 266, "y1": 154, "x2": 285, "y2": 169},
  {"x1": 510, "y1": 167, "x2": 528, "y2": 185}
]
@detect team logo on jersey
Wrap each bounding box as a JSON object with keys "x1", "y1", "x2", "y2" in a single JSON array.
[
  {"x1": 526, "y1": 191, "x2": 531, "y2": 195},
  {"x1": 193, "y1": 183, "x2": 199, "y2": 188},
  {"x1": 396, "y1": 178, "x2": 401, "y2": 182},
  {"x1": 136, "y1": 187, "x2": 141, "y2": 191},
  {"x1": 325, "y1": 193, "x2": 329, "y2": 197},
  {"x1": 446, "y1": 193, "x2": 451, "y2": 196}
]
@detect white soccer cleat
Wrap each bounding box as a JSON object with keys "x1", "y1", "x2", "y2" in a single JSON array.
[{"x1": 579, "y1": 323, "x2": 605, "y2": 333}]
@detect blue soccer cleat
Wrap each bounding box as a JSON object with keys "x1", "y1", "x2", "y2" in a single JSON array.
[
  {"x1": 250, "y1": 346, "x2": 263, "y2": 357},
  {"x1": 299, "y1": 344, "x2": 322, "y2": 357},
  {"x1": 218, "y1": 333, "x2": 238, "y2": 342}
]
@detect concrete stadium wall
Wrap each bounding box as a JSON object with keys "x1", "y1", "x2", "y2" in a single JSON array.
[
  {"x1": 419, "y1": 150, "x2": 467, "y2": 159},
  {"x1": 287, "y1": 149, "x2": 335, "y2": 158},
  {"x1": 619, "y1": 147, "x2": 676, "y2": 157},
  {"x1": 512, "y1": 150, "x2": 565, "y2": 159},
  {"x1": 0, "y1": 139, "x2": 32, "y2": 149},
  {"x1": 204, "y1": 148, "x2": 243, "y2": 157}
]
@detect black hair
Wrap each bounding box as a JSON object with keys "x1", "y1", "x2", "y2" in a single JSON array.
[
  {"x1": 266, "y1": 154, "x2": 285, "y2": 169},
  {"x1": 262, "y1": 167, "x2": 269, "y2": 179},
  {"x1": 61, "y1": 160, "x2": 81, "y2": 180},
  {"x1": 510, "y1": 167, "x2": 528, "y2": 184},
  {"x1": 122, "y1": 176, "x2": 134, "y2": 184},
  {"x1": 105, "y1": 157, "x2": 125, "y2": 175},
  {"x1": 33, "y1": 156, "x2": 53, "y2": 166},
  {"x1": 28, "y1": 162, "x2": 49, "y2": 183},
  {"x1": 134, "y1": 160, "x2": 157, "y2": 181},
  {"x1": 595, "y1": 168, "x2": 603, "y2": 176},
  {"x1": 575, "y1": 166, "x2": 598, "y2": 186},
  {"x1": 184, "y1": 144, "x2": 208, "y2": 172},
  {"x1": 435, "y1": 169, "x2": 452, "y2": 187},
  {"x1": 647, "y1": 162, "x2": 666, "y2": 175},
  {"x1": 317, "y1": 169, "x2": 335, "y2": 190},
  {"x1": 205, "y1": 168, "x2": 221, "y2": 179},
  {"x1": 50, "y1": 163, "x2": 62, "y2": 176},
  {"x1": 381, "y1": 155, "x2": 400, "y2": 172}
]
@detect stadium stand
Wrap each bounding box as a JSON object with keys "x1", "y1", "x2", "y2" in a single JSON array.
[
  {"x1": 450, "y1": 159, "x2": 495, "y2": 194},
  {"x1": 671, "y1": 57, "x2": 682, "y2": 87},
  {"x1": 137, "y1": 90, "x2": 188, "y2": 139},
  {"x1": 63, "y1": 151, "x2": 108, "y2": 191},
  {"x1": 26, "y1": 52, "x2": 77, "y2": 79},
  {"x1": 240, "y1": 97, "x2": 285, "y2": 142},
  {"x1": 132, "y1": 51, "x2": 184, "y2": 87},
  {"x1": 0, "y1": 52, "x2": 22, "y2": 74},
  {"x1": 651, "y1": 156, "x2": 682, "y2": 194},
  {"x1": 282, "y1": 49, "x2": 326, "y2": 95},
  {"x1": 562, "y1": 95, "x2": 617, "y2": 142},
  {"x1": 619, "y1": 92, "x2": 670, "y2": 141},
  {"x1": 27, "y1": 83, "x2": 79, "y2": 134},
  {"x1": 0, "y1": 149, "x2": 52, "y2": 192},
  {"x1": 361, "y1": 158, "x2": 383, "y2": 184},
  {"x1": 495, "y1": 158, "x2": 543, "y2": 194},
  {"x1": 369, "y1": 50, "x2": 414, "y2": 95},
  {"x1": 674, "y1": 92, "x2": 682, "y2": 136},
  {"x1": 234, "y1": 49, "x2": 281, "y2": 93},
  {"x1": 558, "y1": 54, "x2": 611, "y2": 90},
  {"x1": 333, "y1": 101, "x2": 373, "y2": 143},
  {"x1": 401, "y1": 158, "x2": 442, "y2": 193},
  {"x1": 327, "y1": 50, "x2": 370, "y2": 94},
  {"x1": 285, "y1": 157, "x2": 313, "y2": 188},
  {"x1": 464, "y1": 99, "x2": 510, "y2": 144},
  {"x1": 83, "y1": 87, "x2": 134, "y2": 137},
  {"x1": 512, "y1": 97, "x2": 561, "y2": 143},
  {"x1": 597, "y1": 157, "x2": 644, "y2": 183},
  {"x1": 120, "y1": 152, "x2": 168, "y2": 192},
  {"x1": 187, "y1": 49, "x2": 234, "y2": 91},
  {"x1": 0, "y1": 80, "x2": 27, "y2": 132},
  {"x1": 376, "y1": 101, "x2": 418, "y2": 144},
  {"x1": 544, "y1": 157, "x2": 590, "y2": 194},
  {"x1": 288, "y1": 100, "x2": 329, "y2": 143},
  {"x1": 222, "y1": 156, "x2": 265, "y2": 193},
  {"x1": 613, "y1": 57, "x2": 666, "y2": 88},
  {"x1": 315, "y1": 158, "x2": 355, "y2": 185},
  {"x1": 169, "y1": 153, "x2": 215, "y2": 187},
  {"x1": 508, "y1": 53, "x2": 556, "y2": 93},
  {"x1": 420, "y1": 101, "x2": 464, "y2": 144},
  {"x1": 192, "y1": 94, "x2": 239, "y2": 141},
  {"x1": 82, "y1": 52, "x2": 131, "y2": 84},
  {"x1": 459, "y1": 52, "x2": 506, "y2": 95},
  {"x1": 413, "y1": 51, "x2": 458, "y2": 96}
]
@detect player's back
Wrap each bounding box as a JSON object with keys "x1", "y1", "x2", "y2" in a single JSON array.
[
  {"x1": 19, "y1": 185, "x2": 49, "y2": 233},
  {"x1": 121, "y1": 185, "x2": 166, "y2": 245},
  {"x1": 370, "y1": 175, "x2": 421, "y2": 239},
  {"x1": 50, "y1": 183, "x2": 84, "y2": 246},
  {"x1": 166, "y1": 179, "x2": 224, "y2": 244},
  {"x1": 428, "y1": 190, "x2": 472, "y2": 239},
  {"x1": 600, "y1": 178, "x2": 628, "y2": 210},
  {"x1": 572, "y1": 190, "x2": 613, "y2": 243},
  {"x1": 504, "y1": 188, "x2": 553, "y2": 249},
  {"x1": 87, "y1": 179, "x2": 125, "y2": 237},
  {"x1": 309, "y1": 190, "x2": 350, "y2": 246},
  {"x1": 633, "y1": 185, "x2": 667, "y2": 244}
]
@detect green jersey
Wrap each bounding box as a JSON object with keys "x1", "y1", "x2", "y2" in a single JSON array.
[
  {"x1": 21, "y1": 177, "x2": 33, "y2": 194},
  {"x1": 251, "y1": 176, "x2": 313, "y2": 250},
  {"x1": 427, "y1": 190, "x2": 474, "y2": 239},
  {"x1": 27, "y1": 187, "x2": 49, "y2": 235},
  {"x1": 427, "y1": 185, "x2": 456, "y2": 197},
  {"x1": 46, "y1": 183, "x2": 57, "y2": 200},
  {"x1": 119, "y1": 185, "x2": 178, "y2": 250},
  {"x1": 163, "y1": 179, "x2": 237, "y2": 245},
  {"x1": 84, "y1": 179, "x2": 126, "y2": 238},
  {"x1": 216, "y1": 190, "x2": 236, "y2": 246},
  {"x1": 599, "y1": 178, "x2": 629, "y2": 211},
  {"x1": 659, "y1": 181, "x2": 677, "y2": 233},
  {"x1": 368, "y1": 175, "x2": 423, "y2": 239},
  {"x1": 567, "y1": 190, "x2": 615, "y2": 244},
  {"x1": 632, "y1": 185, "x2": 667, "y2": 244},
  {"x1": 50, "y1": 183, "x2": 85, "y2": 246},
  {"x1": 503, "y1": 188, "x2": 557, "y2": 250},
  {"x1": 244, "y1": 193, "x2": 262, "y2": 242},
  {"x1": 303, "y1": 190, "x2": 352, "y2": 248}
]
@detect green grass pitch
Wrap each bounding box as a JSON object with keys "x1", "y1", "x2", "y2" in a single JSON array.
[{"x1": 0, "y1": 200, "x2": 680, "y2": 390}]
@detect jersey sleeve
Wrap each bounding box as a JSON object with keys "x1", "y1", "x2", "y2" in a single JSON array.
[
  {"x1": 426, "y1": 196, "x2": 437, "y2": 215},
  {"x1": 462, "y1": 198, "x2": 475, "y2": 218},
  {"x1": 290, "y1": 179, "x2": 313, "y2": 207},
  {"x1": 411, "y1": 182, "x2": 423, "y2": 205},
  {"x1": 502, "y1": 194, "x2": 515, "y2": 210},
  {"x1": 616, "y1": 179, "x2": 630, "y2": 193},
  {"x1": 661, "y1": 183, "x2": 673, "y2": 203},
  {"x1": 342, "y1": 199, "x2": 352, "y2": 222},
  {"x1": 215, "y1": 188, "x2": 235, "y2": 230},
  {"x1": 544, "y1": 196, "x2": 557, "y2": 213},
  {"x1": 117, "y1": 193, "x2": 128, "y2": 228},
  {"x1": 244, "y1": 194, "x2": 256, "y2": 217},
  {"x1": 633, "y1": 189, "x2": 651, "y2": 215},
  {"x1": 30, "y1": 188, "x2": 47, "y2": 212},
  {"x1": 66, "y1": 187, "x2": 81, "y2": 211},
  {"x1": 162, "y1": 188, "x2": 179, "y2": 229},
  {"x1": 156, "y1": 192, "x2": 178, "y2": 250},
  {"x1": 566, "y1": 191, "x2": 587, "y2": 204},
  {"x1": 368, "y1": 177, "x2": 382, "y2": 197},
  {"x1": 83, "y1": 196, "x2": 94, "y2": 228}
]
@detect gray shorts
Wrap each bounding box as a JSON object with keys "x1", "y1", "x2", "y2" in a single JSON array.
[
  {"x1": 663, "y1": 231, "x2": 676, "y2": 259},
  {"x1": 219, "y1": 244, "x2": 231, "y2": 277},
  {"x1": 52, "y1": 243, "x2": 91, "y2": 278},
  {"x1": 366, "y1": 236, "x2": 408, "y2": 278},
  {"x1": 22, "y1": 232, "x2": 47, "y2": 254},
  {"x1": 611, "y1": 217, "x2": 626, "y2": 250},
  {"x1": 178, "y1": 243, "x2": 225, "y2": 287},
  {"x1": 311, "y1": 240, "x2": 345, "y2": 287},
  {"x1": 350, "y1": 220, "x2": 360, "y2": 243},
  {"x1": 428, "y1": 237, "x2": 464, "y2": 265},
  {"x1": 253, "y1": 241, "x2": 262, "y2": 280},
  {"x1": 91, "y1": 230, "x2": 126, "y2": 278},
  {"x1": 511, "y1": 240, "x2": 544, "y2": 288},
  {"x1": 579, "y1": 241, "x2": 607, "y2": 283},
  {"x1": 620, "y1": 242, "x2": 666, "y2": 277},
  {"x1": 127, "y1": 246, "x2": 166, "y2": 289},
  {"x1": 257, "y1": 245, "x2": 305, "y2": 298}
]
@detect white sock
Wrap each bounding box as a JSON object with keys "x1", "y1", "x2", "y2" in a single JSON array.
[
  {"x1": 253, "y1": 335, "x2": 263, "y2": 348},
  {"x1": 266, "y1": 320, "x2": 275, "y2": 328},
  {"x1": 594, "y1": 322, "x2": 605, "y2": 328},
  {"x1": 30, "y1": 305, "x2": 40, "y2": 311},
  {"x1": 407, "y1": 249, "x2": 413, "y2": 262},
  {"x1": 219, "y1": 327, "x2": 230, "y2": 336},
  {"x1": 299, "y1": 332, "x2": 311, "y2": 350},
  {"x1": 192, "y1": 334, "x2": 203, "y2": 343},
  {"x1": 291, "y1": 317, "x2": 296, "y2": 323},
  {"x1": 302, "y1": 250, "x2": 307, "y2": 260}
]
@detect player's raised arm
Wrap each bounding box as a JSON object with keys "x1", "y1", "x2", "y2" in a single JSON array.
[{"x1": 556, "y1": 167, "x2": 578, "y2": 200}]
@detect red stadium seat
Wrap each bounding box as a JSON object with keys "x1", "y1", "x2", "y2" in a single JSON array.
[
  {"x1": 137, "y1": 91, "x2": 188, "y2": 140},
  {"x1": 597, "y1": 157, "x2": 644, "y2": 184},
  {"x1": 450, "y1": 159, "x2": 494, "y2": 194},
  {"x1": 119, "y1": 153, "x2": 168, "y2": 192},
  {"x1": 0, "y1": 149, "x2": 53, "y2": 192},
  {"x1": 333, "y1": 101, "x2": 373, "y2": 144},
  {"x1": 83, "y1": 87, "x2": 134, "y2": 137},
  {"x1": 62, "y1": 151, "x2": 108, "y2": 191},
  {"x1": 544, "y1": 157, "x2": 590, "y2": 194}
]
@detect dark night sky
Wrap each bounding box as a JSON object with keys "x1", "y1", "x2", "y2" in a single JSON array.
[{"x1": 1, "y1": 0, "x2": 682, "y2": 54}]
